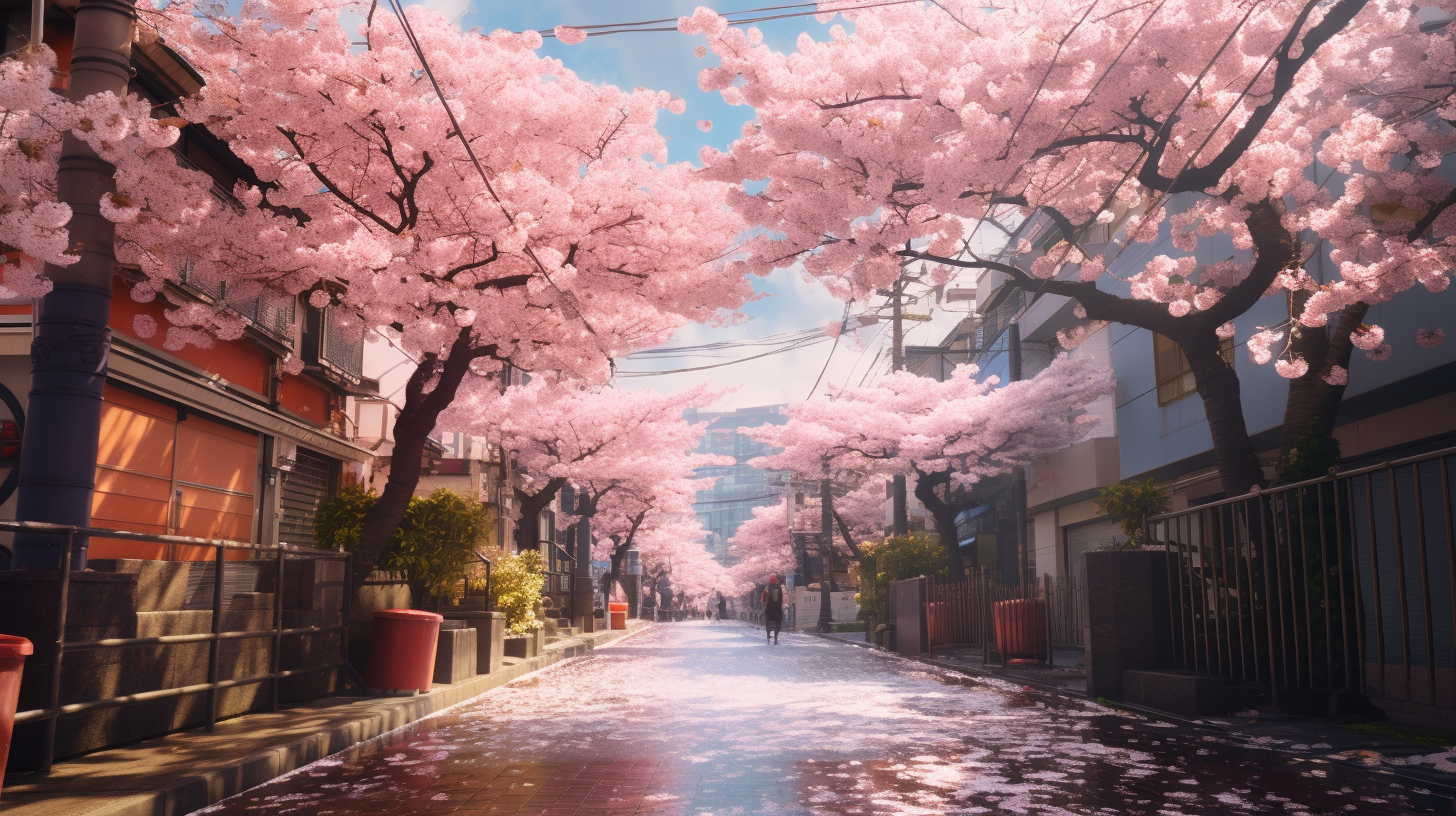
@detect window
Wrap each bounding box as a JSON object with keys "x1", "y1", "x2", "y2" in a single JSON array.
[{"x1": 1154, "y1": 333, "x2": 1233, "y2": 406}]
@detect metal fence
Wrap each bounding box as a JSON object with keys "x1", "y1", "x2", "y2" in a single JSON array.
[
  {"x1": 925, "y1": 571, "x2": 1083, "y2": 661},
  {"x1": 5, "y1": 521, "x2": 353, "y2": 772},
  {"x1": 1146, "y1": 445, "x2": 1456, "y2": 714}
]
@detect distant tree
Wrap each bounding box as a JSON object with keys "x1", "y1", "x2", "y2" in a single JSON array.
[{"x1": 752, "y1": 356, "x2": 1113, "y2": 572}]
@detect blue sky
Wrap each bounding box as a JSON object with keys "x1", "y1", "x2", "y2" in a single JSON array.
[{"x1": 407, "y1": 0, "x2": 970, "y2": 408}]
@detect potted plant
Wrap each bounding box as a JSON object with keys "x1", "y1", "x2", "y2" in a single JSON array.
[
  {"x1": 1083, "y1": 480, "x2": 1175, "y2": 701},
  {"x1": 482, "y1": 549, "x2": 547, "y2": 659},
  {"x1": 1091, "y1": 479, "x2": 1170, "y2": 550},
  {"x1": 317, "y1": 485, "x2": 491, "y2": 608}
]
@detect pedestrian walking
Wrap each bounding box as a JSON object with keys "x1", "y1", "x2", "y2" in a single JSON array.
[
  {"x1": 716, "y1": 592, "x2": 727, "y2": 622},
  {"x1": 761, "y1": 575, "x2": 784, "y2": 644}
]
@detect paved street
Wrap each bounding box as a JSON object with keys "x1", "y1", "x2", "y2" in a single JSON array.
[{"x1": 199, "y1": 623, "x2": 1447, "y2": 815}]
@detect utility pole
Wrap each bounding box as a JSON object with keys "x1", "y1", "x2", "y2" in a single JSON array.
[
  {"x1": 890, "y1": 276, "x2": 909, "y2": 536},
  {"x1": 817, "y1": 477, "x2": 833, "y2": 633},
  {"x1": 11, "y1": 0, "x2": 136, "y2": 570},
  {"x1": 1008, "y1": 323, "x2": 1029, "y2": 588}
]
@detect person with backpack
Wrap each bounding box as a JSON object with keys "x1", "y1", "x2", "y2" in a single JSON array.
[{"x1": 761, "y1": 575, "x2": 785, "y2": 644}]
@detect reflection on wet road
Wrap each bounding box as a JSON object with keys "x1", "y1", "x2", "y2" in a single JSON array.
[{"x1": 199, "y1": 622, "x2": 1445, "y2": 815}]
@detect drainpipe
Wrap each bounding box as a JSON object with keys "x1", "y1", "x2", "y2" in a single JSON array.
[
  {"x1": 1008, "y1": 322, "x2": 1028, "y2": 587},
  {"x1": 817, "y1": 478, "x2": 833, "y2": 633},
  {"x1": 12, "y1": 0, "x2": 136, "y2": 571}
]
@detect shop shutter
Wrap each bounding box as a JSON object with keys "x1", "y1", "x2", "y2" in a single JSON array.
[
  {"x1": 172, "y1": 413, "x2": 259, "y2": 559},
  {"x1": 1064, "y1": 518, "x2": 1121, "y2": 582},
  {"x1": 91, "y1": 387, "x2": 178, "y2": 559},
  {"x1": 278, "y1": 448, "x2": 334, "y2": 547},
  {"x1": 91, "y1": 386, "x2": 260, "y2": 560}
]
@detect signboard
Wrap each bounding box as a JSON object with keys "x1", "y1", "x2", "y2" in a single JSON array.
[
  {"x1": 791, "y1": 588, "x2": 859, "y2": 630},
  {"x1": 790, "y1": 531, "x2": 826, "y2": 549}
]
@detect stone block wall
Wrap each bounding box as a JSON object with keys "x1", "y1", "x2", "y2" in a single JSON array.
[{"x1": 2, "y1": 554, "x2": 349, "y2": 770}]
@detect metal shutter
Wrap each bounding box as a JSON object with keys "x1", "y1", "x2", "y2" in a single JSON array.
[
  {"x1": 1064, "y1": 518, "x2": 1121, "y2": 582},
  {"x1": 278, "y1": 448, "x2": 334, "y2": 548}
]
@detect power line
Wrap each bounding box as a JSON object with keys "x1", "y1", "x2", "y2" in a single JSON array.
[
  {"x1": 806, "y1": 303, "x2": 852, "y2": 399},
  {"x1": 614, "y1": 333, "x2": 829, "y2": 376},
  {"x1": 623, "y1": 328, "x2": 827, "y2": 359},
  {"x1": 536, "y1": 0, "x2": 925, "y2": 38}
]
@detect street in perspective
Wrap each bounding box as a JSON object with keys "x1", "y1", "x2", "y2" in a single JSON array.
[
  {"x1": 1, "y1": 0, "x2": 1455, "y2": 813},
  {"x1": 194, "y1": 624, "x2": 1453, "y2": 816}
]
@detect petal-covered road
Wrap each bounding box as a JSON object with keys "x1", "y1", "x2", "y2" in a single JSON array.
[{"x1": 200, "y1": 623, "x2": 1445, "y2": 815}]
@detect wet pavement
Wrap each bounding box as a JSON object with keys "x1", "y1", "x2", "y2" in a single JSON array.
[{"x1": 198, "y1": 622, "x2": 1451, "y2": 815}]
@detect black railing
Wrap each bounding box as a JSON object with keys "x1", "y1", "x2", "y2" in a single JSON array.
[
  {"x1": 4, "y1": 521, "x2": 352, "y2": 772},
  {"x1": 1146, "y1": 445, "x2": 1456, "y2": 714}
]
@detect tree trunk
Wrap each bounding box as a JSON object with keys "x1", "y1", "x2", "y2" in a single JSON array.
[
  {"x1": 350, "y1": 330, "x2": 489, "y2": 591},
  {"x1": 1277, "y1": 299, "x2": 1367, "y2": 480},
  {"x1": 916, "y1": 197, "x2": 1302, "y2": 501},
  {"x1": 913, "y1": 469, "x2": 965, "y2": 574},
  {"x1": 513, "y1": 477, "x2": 567, "y2": 552},
  {"x1": 831, "y1": 507, "x2": 863, "y2": 559},
  {"x1": 1182, "y1": 329, "x2": 1265, "y2": 496}
]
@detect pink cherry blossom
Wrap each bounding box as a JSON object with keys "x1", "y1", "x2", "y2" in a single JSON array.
[
  {"x1": 1322, "y1": 366, "x2": 1348, "y2": 386},
  {"x1": 1351, "y1": 325, "x2": 1386, "y2": 352},
  {"x1": 1275, "y1": 358, "x2": 1309, "y2": 379},
  {"x1": 553, "y1": 26, "x2": 587, "y2": 45},
  {"x1": 1415, "y1": 328, "x2": 1445, "y2": 349},
  {"x1": 677, "y1": 0, "x2": 1455, "y2": 368}
]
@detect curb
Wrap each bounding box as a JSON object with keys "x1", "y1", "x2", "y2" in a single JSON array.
[
  {"x1": 809, "y1": 632, "x2": 1456, "y2": 804},
  {"x1": 4, "y1": 623, "x2": 650, "y2": 816}
]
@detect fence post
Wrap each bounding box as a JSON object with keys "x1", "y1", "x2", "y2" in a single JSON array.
[
  {"x1": 341, "y1": 553, "x2": 353, "y2": 676},
  {"x1": 41, "y1": 529, "x2": 75, "y2": 774},
  {"x1": 206, "y1": 542, "x2": 224, "y2": 732},
  {"x1": 1043, "y1": 573, "x2": 1054, "y2": 667},
  {"x1": 271, "y1": 545, "x2": 285, "y2": 712}
]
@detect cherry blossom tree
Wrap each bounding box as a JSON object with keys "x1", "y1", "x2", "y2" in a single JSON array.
[
  {"x1": 444, "y1": 376, "x2": 722, "y2": 551},
  {"x1": 682, "y1": 0, "x2": 1456, "y2": 495},
  {"x1": 752, "y1": 356, "x2": 1114, "y2": 571},
  {"x1": 585, "y1": 460, "x2": 719, "y2": 611},
  {"x1": 727, "y1": 499, "x2": 796, "y2": 587},
  {"x1": 633, "y1": 515, "x2": 736, "y2": 607},
  {"x1": 130, "y1": 0, "x2": 752, "y2": 584}
]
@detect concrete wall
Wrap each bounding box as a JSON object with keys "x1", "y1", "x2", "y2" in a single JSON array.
[{"x1": 3, "y1": 557, "x2": 346, "y2": 769}]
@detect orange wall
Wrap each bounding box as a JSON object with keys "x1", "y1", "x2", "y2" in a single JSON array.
[
  {"x1": 90, "y1": 386, "x2": 258, "y2": 561},
  {"x1": 109, "y1": 276, "x2": 272, "y2": 396},
  {"x1": 279, "y1": 374, "x2": 330, "y2": 425}
]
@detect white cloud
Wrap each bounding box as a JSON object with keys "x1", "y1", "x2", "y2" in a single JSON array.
[
  {"x1": 614, "y1": 266, "x2": 969, "y2": 410},
  {"x1": 420, "y1": 0, "x2": 470, "y2": 25}
]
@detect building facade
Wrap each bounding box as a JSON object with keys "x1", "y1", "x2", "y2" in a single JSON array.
[
  {"x1": 0, "y1": 11, "x2": 382, "y2": 564},
  {"x1": 685, "y1": 405, "x2": 788, "y2": 564}
]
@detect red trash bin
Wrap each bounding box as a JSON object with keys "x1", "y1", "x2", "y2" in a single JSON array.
[
  {"x1": 608, "y1": 602, "x2": 628, "y2": 630},
  {"x1": 0, "y1": 635, "x2": 33, "y2": 800},
  {"x1": 993, "y1": 598, "x2": 1047, "y2": 661},
  {"x1": 365, "y1": 610, "x2": 443, "y2": 693}
]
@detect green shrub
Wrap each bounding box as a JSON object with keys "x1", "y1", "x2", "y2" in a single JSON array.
[
  {"x1": 316, "y1": 485, "x2": 492, "y2": 607},
  {"x1": 474, "y1": 548, "x2": 547, "y2": 635},
  {"x1": 857, "y1": 533, "x2": 947, "y2": 622},
  {"x1": 1093, "y1": 479, "x2": 1170, "y2": 549}
]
